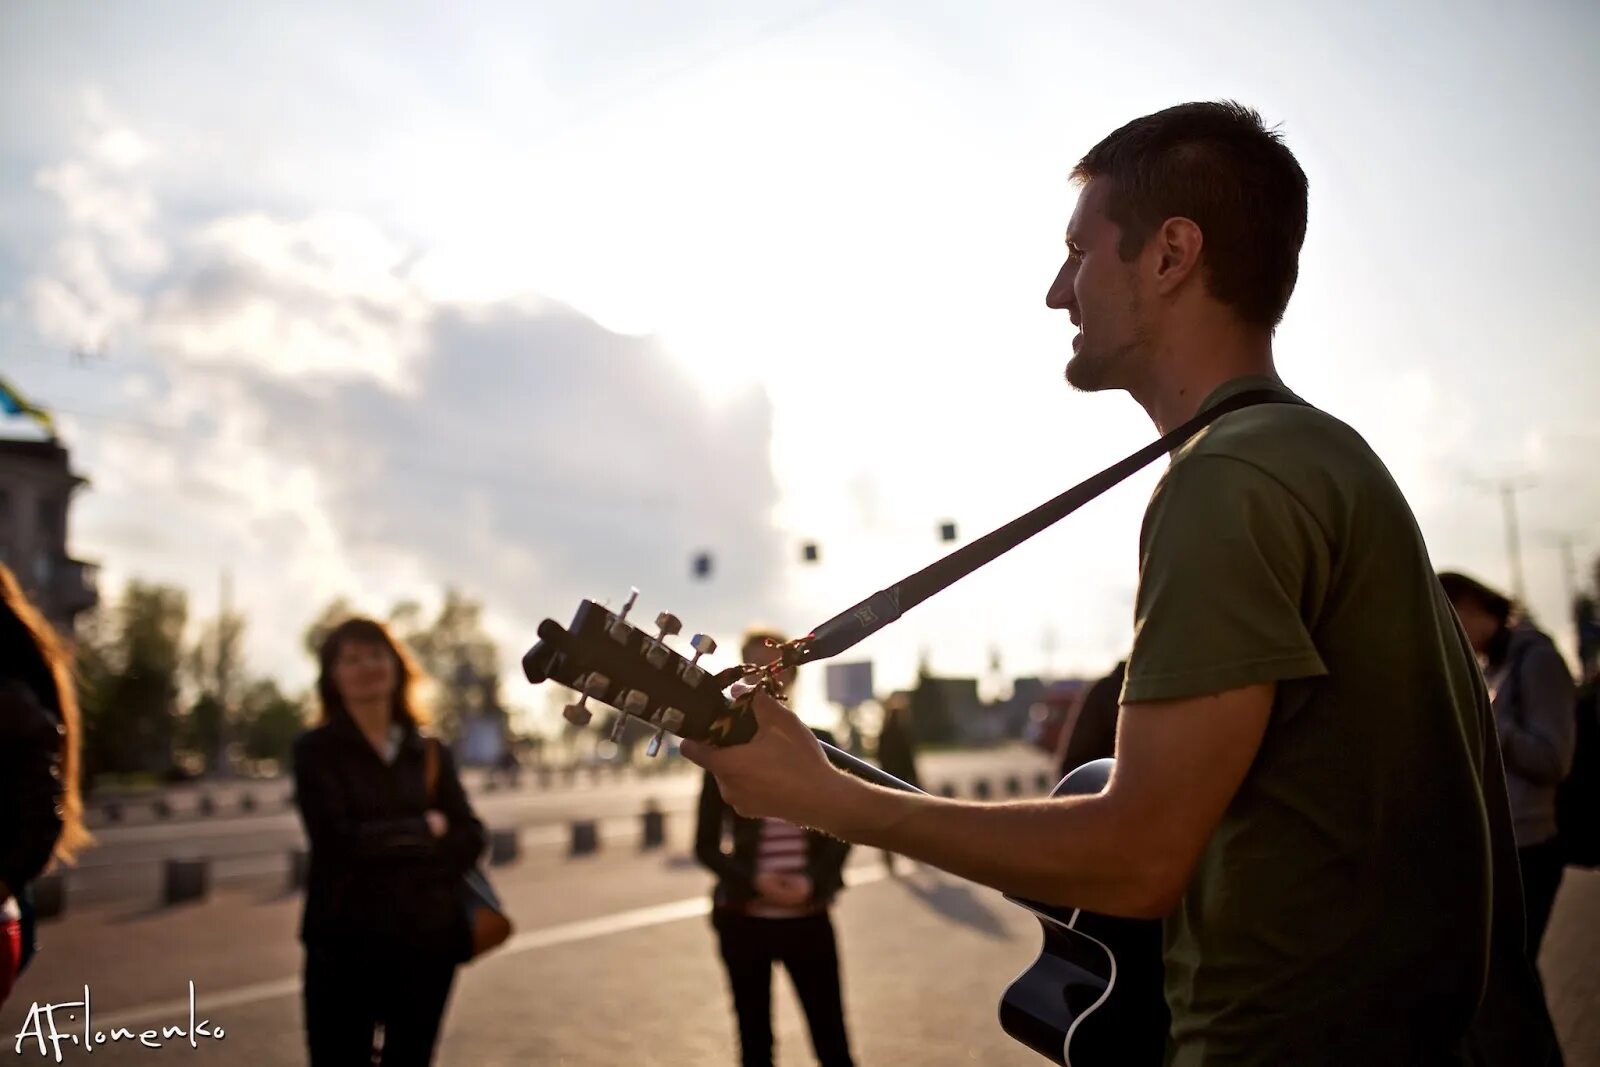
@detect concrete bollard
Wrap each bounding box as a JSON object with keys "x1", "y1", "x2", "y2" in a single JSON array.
[
  {"x1": 938, "y1": 781, "x2": 958, "y2": 798},
  {"x1": 489, "y1": 829, "x2": 520, "y2": 867},
  {"x1": 570, "y1": 820, "x2": 600, "y2": 857},
  {"x1": 973, "y1": 778, "x2": 992, "y2": 801},
  {"x1": 640, "y1": 802, "x2": 666, "y2": 850},
  {"x1": 289, "y1": 848, "x2": 309, "y2": 891},
  {"x1": 164, "y1": 858, "x2": 209, "y2": 905},
  {"x1": 31, "y1": 873, "x2": 65, "y2": 920}
]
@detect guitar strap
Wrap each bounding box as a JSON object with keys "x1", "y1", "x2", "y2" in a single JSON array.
[{"x1": 789, "y1": 387, "x2": 1308, "y2": 666}]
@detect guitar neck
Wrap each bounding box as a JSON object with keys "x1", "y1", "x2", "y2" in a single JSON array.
[{"x1": 819, "y1": 740, "x2": 927, "y2": 795}]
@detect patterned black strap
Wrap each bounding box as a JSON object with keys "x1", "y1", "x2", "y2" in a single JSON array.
[{"x1": 792, "y1": 388, "x2": 1307, "y2": 666}]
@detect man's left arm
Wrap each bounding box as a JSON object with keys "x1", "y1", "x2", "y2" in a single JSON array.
[
  {"x1": 684, "y1": 451, "x2": 1325, "y2": 919},
  {"x1": 698, "y1": 682, "x2": 1275, "y2": 919}
]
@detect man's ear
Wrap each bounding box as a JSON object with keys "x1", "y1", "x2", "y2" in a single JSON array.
[{"x1": 1151, "y1": 217, "x2": 1204, "y2": 295}]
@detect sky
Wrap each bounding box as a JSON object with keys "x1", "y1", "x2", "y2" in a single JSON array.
[{"x1": 2, "y1": 0, "x2": 1597, "y2": 732}]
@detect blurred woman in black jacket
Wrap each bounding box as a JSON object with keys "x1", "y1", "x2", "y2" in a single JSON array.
[
  {"x1": 293, "y1": 617, "x2": 486, "y2": 1066},
  {"x1": 0, "y1": 562, "x2": 89, "y2": 1009},
  {"x1": 695, "y1": 629, "x2": 856, "y2": 1067}
]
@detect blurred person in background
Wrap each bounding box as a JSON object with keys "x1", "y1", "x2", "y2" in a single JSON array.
[
  {"x1": 293, "y1": 617, "x2": 487, "y2": 1066},
  {"x1": 874, "y1": 693, "x2": 920, "y2": 874},
  {"x1": 0, "y1": 561, "x2": 89, "y2": 1010},
  {"x1": 1440, "y1": 571, "x2": 1577, "y2": 960},
  {"x1": 695, "y1": 628, "x2": 856, "y2": 1067},
  {"x1": 1053, "y1": 658, "x2": 1127, "y2": 782}
]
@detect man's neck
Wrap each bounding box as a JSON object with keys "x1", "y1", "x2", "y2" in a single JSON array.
[{"x1": 1131, "y1": 330, "x2": 1278, "y2": 434}]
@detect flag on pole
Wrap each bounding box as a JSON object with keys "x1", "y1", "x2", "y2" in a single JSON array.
[{"x1": 0, "y1": 375, "x2": 56, "y2": 436}]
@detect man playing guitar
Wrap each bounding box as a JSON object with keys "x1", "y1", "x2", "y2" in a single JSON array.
[{"x1": 682, "y1": 102, "x2": 1561, "y2": 1065}]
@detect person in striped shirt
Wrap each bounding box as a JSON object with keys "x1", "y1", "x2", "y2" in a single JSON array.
[{"x1": 694, "y1": 629, "x2": 856, "y2": 1067}]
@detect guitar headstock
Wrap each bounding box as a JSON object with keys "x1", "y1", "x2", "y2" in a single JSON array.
[{"x1": 521, "y1": 590, "x2": 758, "y2": 753}]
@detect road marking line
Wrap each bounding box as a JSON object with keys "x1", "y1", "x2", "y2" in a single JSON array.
[{"x1": 93, "y1": 863, "x2": 889, "y2": 1028}]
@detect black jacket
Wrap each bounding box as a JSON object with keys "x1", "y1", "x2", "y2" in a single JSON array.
[
  {"x1": 694, "y1": 728, "x2": 852, "y2": 912},
  {"x1": 292, "y1": 715, "x2": 486, "y2": 962},
  {"x1": 0, "y1": 676, "x2": 64, "y2": 900}
]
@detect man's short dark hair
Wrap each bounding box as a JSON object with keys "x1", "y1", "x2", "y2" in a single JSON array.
[{"x1": 1072, "y1": 100, "x2": 1309, "y2": 329}]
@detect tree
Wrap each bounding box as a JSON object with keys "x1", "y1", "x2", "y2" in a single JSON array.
[
  {"x1": 76, "y1": 581, "x2": 189, "y2": 778},
  {"x1": 238, "y1": 679, "x2": 308, "y2": 765},
  {"x1": 391, "y1": 588, "x2": 506, "y2": 745},
  {"x1": 182, "y1": 605, "x2": 247, "y2": 772},
  {"x1": 72, "y1": 607, "x2": 118, "y2": 793}
]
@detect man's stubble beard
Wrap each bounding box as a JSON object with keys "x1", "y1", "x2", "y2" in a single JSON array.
[
  {"x1": 1064, "y1": 342, "x2": 1121, "y2": 393},
  {"x1": 1064, "y1": 330, "x2": 1151, "y2": 395},
  {"x1": 1063, "y1": 283, "x2": 1151, "y2": 395}
]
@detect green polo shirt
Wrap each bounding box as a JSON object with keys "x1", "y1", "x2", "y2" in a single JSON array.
[{"x1": 1122, "y1": 375, "x2": 1500, "y2": 1065}]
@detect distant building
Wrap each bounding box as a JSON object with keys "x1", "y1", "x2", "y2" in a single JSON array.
[
  {"x1": 902, "y1": 672, "x2": 1085, "y2": 745},
  {"x1": 0, "y1": 435, "x2": 99, "y2": 637}
]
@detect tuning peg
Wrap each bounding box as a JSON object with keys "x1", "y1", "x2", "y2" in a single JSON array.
[
  {"x1": 577, "y1": 672, "x2": 611, "y2": 698},
  {"x1": 645, "y1": 612, "x2": 681, "y2": 668},
  {"x1": 681, "y1": 634, "x2": 716, "y2": 688},
  {"x1": 564, "y1": 671, "x2": 613, "y2": 728},
  {"x1": 606, "y1": 589, "x2": 643, "y2": 643},
  {"x1": 645, "y1": 705, "x2": 686, "y2": 758}
]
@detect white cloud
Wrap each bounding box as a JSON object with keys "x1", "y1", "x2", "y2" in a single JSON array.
[
  {"x1": 147, "y1": 211, "x2": 431, "y2": 388},
  {"x1": 19, "y1": 110, "x2": 790, "y2": 713}
]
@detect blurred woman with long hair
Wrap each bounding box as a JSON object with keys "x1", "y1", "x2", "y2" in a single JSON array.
[
  {"x1": 293, "y1": 616, "x2": 486, "y2": 1066},
  {"x1": 0, "y1": 561, "x2": 90, "y2": 1008}
]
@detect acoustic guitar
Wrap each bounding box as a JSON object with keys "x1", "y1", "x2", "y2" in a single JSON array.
[{"x1": 522, "y1": 593, "x2": 1169, "y2": 1066}]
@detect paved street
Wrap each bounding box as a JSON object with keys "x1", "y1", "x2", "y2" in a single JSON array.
[
  {"x1": 61, "y1": 747, "x2": 1058, "y2": 906},
  {"x1": 6, "y1": 743, "x2": 1597, "y2": 1065}
]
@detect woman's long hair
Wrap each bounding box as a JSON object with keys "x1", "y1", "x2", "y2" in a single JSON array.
[
  {"x1": 1438, "y1": 570, "x2": 1522, "y2": 670},
  {"x1": 0, "y1": 562, "x2": 91, "y2": 865},
  {"x1": 315, "y1": 616, "x2": 431, "y2": 730}
]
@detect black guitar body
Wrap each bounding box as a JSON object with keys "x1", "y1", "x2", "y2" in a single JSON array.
[{"x1": 998, "y1": 759, "x2": 1170, "y2": 1066}]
